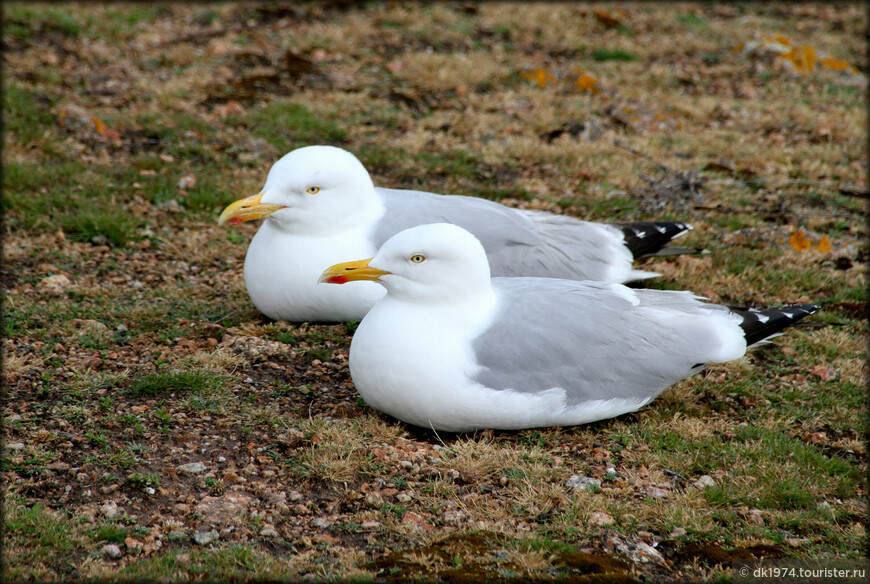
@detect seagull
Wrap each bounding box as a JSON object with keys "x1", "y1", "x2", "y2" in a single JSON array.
[
  {"x1": 319, "y1": 223, "x2": 819, "y2": 432},
  {"x1": 219, "y1": 145, "x2": 699, "y2": 322}
]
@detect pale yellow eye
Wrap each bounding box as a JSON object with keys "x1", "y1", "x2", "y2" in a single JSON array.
[
  {"x1": 306, "y1": 186, "x2": 321, "y2": 195},
  {"x1": 409, "y1": 254, "x2": 426, "y2": 264}
]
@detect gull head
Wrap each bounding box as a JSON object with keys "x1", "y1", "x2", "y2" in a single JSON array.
[
  {"x1": 320, "y1": 223, "x2": 493, "y2": 304},
  {"x1": 218, "y1": 145, "x2": 378, "y2": 234}
]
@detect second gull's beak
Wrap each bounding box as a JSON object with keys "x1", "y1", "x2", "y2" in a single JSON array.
[
  {"x1": 218, "y1": 192, "x2": 286, "y2": 226},
  {"x1": 318, "y1": 258, "x2": 390, "y2": 284}
]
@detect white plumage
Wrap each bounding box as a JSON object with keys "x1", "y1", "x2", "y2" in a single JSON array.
[
  {"x1": 219, "y1": 145, "x2": 695, "y2": 322},
  {"x1": 320, "y1": 223, "x2": 818, "y2": 432}
]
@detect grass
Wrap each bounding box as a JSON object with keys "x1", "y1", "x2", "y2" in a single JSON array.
[
  {"x1": 125, "y1": 370, "x2": 226, "y2": 398},
  {"x1": 3, "y1": 2, "x2": 866, "y2": 582},
  {"x1": 247, "y1": 101, "x2": 348, "y2": 153},
  {"x1": 590, "y1": 48, "x2": 640, "y2": 62}
]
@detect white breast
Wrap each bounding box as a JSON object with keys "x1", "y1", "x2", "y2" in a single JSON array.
[{"x1": 243, "y1": 221, "x2": 385, "y2": 322}]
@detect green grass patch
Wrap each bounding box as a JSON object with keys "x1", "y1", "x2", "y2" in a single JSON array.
[
  {"x1": 58, "y1": 206, "x2": 141, "y2": 246},
  {"x1": 415, "y1": 149, "x2": 481, "y2": 179},
  {"x1": 119, "y1": 546, "x2": 298, "y2": 581},
  {"x1": 126, "y1": 370, "x2": 225, "y2": 398},
  {"x1": 92, "y1": 523, "x2": 129, "y2": 544},
  {"x1": 4, "y1": 498, "x2": 85, "y2": 581},
  {"x1": 590, "y1": 48, "x2": 639, "y2": 62},
  {"x1": 676, "y1": 13, "x2": 708, "y2": 30},
  {"x1": 247, "y1": 102, "x2": 348, "y2": 152},
  {"x1": 4, "y1": 3, "x2": 85, "y2": 39},
  {"x1": 3, "y1": 85, "x2": 55, "y2": 145}
]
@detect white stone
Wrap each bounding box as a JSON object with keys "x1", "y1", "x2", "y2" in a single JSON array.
[
  {"x1": 566, "y1": 475, "x2": 601, "y2": 491},
  {"x1": 261, "y1": 526, "x2": 279, "y2": 537},
  {"x1": 177, "y1": 462, "x2": 207, "y2": 474},
  {"x1": 101, "y1": 544, "x2": 123, "y2": 559},
  {"x1": 693, "y1": 475, "x2": 716, "y2": 489},
  {"x1": 193, "y1": 530, "x2": 219, "y2": 545},
  {"x1": 588, "y1": 511, "x2": 615, "y2": 526},
  {"x1": 101, "y1": 501, "x2": 121, "y2": 518},
  {"x1": 38, "y1": 274, "x2": 72, "y2": 294}
]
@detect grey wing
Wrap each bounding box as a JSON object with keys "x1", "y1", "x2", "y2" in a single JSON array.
[
  {"x1": 373, "y1": 188, "x2": 643, "y2": 283},
  {"x1": 471, "y1": 279, "x2": 744, "y2": 405},
  {"x1": 373, "y1": 187, "x2": 539, "y2": 249}
]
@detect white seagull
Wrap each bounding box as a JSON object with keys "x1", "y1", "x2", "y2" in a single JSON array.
[
  {"x1": 319, "y1": 223, "x2": 818, "y2": 432},
  {"x1": 219, "y1": 145, "x2": 699, "y2": 322}
]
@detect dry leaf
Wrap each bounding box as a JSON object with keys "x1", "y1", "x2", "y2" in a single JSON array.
[
  {"x1": 594, "y1": 9, "x2": 622, "y2": 28},
  {"x1": 809, "y1": 365, "x2": 835, "y2": 381},
  {"x1": 782, "y1": 45, "x2": 817, "y2": 74},
  {"x1": 573, "y1": 72, "x2": 600, "y2": 93},
  {"x1": 789, "y1": 230, "x2": 811, "y2": 251},
  {"x1": 521, "y1": 67, "x2": 557, "y2": 88},
  {"x1": 819, "y1": 56, "x2": 852, "y2": 72},
  {"x1": 815, "y1": 236, "x2": 832, "y2": 253}
]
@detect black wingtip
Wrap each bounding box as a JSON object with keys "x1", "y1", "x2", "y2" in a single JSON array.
[
  {"x1": 732, "y1": 304, "x2": 821, "y2": 347},
  {"x1": 614, "y1": 221, "x2": 694, "y2": 258}
]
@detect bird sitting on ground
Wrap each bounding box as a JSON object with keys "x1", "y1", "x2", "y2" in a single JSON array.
[
  {"x1": 319, "y1": 223, "x2": 818, "y2": 432},
  {"x1": 219, "y1": 145, "x2": 701, "y2": 323}
]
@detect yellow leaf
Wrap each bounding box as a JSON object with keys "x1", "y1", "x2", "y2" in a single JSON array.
[
  {"x1": 93, "y1": 116, "x2": 107, "y2": 135},
  {"x1": 815, "y1": 236, "x2": 832, "y2": 253},
  {"x1": 774, "y1": 34, "x2": 793, "y2": 47},
  {"x1": 521, "y1": 67, "x2": 557, "y2": 88},
  {"x1": 573, "y1": 72, "x2": 599, "y2": 93},
  {"x1": 789, "y1": 230, "x2": 812, "y2": 251},
  {"x1": 782, "y1": 45, "x2": 817, "y2": 74},
  {"x1": 819, "y1": 56, "x2": 852, "y2": 72}
]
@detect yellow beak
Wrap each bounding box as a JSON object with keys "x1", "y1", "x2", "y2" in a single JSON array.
[
  {"x1": 218, "y1": 192, "x2": 286, "y2": 226},
  {"x1": 318, "y1": 258, "x2": 391, "y2": 284}
]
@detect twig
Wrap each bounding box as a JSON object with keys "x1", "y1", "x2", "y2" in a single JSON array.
[{"x1": 613, "y1": 139, "x2": 671, "y2": 174}]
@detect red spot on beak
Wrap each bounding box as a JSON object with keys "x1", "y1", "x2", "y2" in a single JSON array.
[
  {"x1": 226, "y1": 216, "x2": 244, "y2": 226},
  {"x1": 327, "y1": 275, "x2": 349, "y2": 285}
]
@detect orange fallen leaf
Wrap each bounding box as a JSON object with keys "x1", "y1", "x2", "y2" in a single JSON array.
[
  {"x1": 782, "y1": 45, "x2": 818, "y2": 74},
  {"x1": 789, "y1": 230, "x2": 811, "y2": 251},
  {"x1": 93, "y1": 116, "x2": 107, "y2": 134},
  {"x1": 573, "y1": 72, "x2": 600, "y2": 93},
  {"x1": 92, "y1": 115, "x2": 121, "y2": 142},
  {"x1": 819, "y1": 56, "x2": 851, "y2": 72},
  {"x1": 521, "y1": 67, "x2": 557, "y2": 88},
  {"x1": 594, "y1": 9, "x2": 622, "y2": 29},
  {"x1": 815, "y1": 236, "x2": 832, "y2": 253}
]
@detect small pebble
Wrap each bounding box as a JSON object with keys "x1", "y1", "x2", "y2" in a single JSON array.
[
  {"x1": 588, "y1": 511, "x2": 614, "y2": 526},
  {"x1": 101, "y1": 544, "x2": 123, "y2": 559},
  {"x1": 565, "y1": 475, "x2": 601, "y2": 491},
  {"x1": 193, "y1": 530, "x2": 219, "y2": 545},
  {"x1": 693, "y1": 475, "x2": 716, "y2": 489},
  {"x1": 101, "y1": 501, "x2": 121, "y2": 518},
  {"x1": 177, "y1": 462, "x2": 207, "y2": 474}
]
